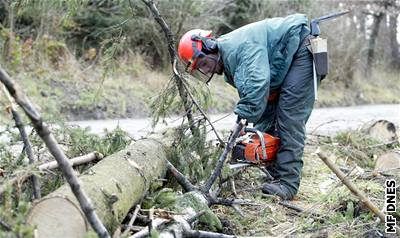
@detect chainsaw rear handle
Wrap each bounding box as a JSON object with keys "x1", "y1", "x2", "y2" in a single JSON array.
[{"x1": 243, "y1": 127, "x2": 268, "y2": 161}]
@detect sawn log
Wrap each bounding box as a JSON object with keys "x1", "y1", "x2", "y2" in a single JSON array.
[{"x1": 26, "y1": 139, "x2": 167, "y2": 238}]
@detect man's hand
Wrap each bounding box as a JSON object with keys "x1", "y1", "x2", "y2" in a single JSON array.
[{"x1": 231, "y1": 118, "x2": 247, "y2": 136}]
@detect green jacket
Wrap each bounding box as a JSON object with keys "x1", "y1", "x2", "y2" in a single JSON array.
[{"x1": 217, "y1": 14, "x2": 309, "y2": 123}]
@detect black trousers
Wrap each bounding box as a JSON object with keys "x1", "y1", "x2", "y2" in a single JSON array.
[{"x1": 255, "y1": 39, "x2": 318, "y2": 197}]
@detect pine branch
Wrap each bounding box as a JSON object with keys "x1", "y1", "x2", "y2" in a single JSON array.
[
  {"x1": 140, "y1": 0, "x2": 224, "y2": 146},
  {"x1": 139, "y1": 0, "x2": 198, "y2": 135},
  {"x1": 0, "y1": 67, "x2": 110, "y2": 238}
]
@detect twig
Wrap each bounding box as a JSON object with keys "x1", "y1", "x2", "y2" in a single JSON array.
[
  {"x1": 203, "y1": 120, "x2": 245, "y2": 192},
  {"x1": 38, "y1": 152, "x2": 103, "y2": 171},
  {"x1": 220, "y1": 169, "x2": 243, "y2": 185},
  {"x1": 185, "y1": 229, "x2": 238, "y2": 238},
  {"x1": 129, "y1": 218, "x2": 169, "y2": 238},
  {"x1": 232, "y1": 204, "x2": 244, "y2": 217},
  {"x1": 258, "y1": 167, "x2": 274, "y2": 181},
  {"x1": 211, "y1": 198, "x2": 259, "y2": 206},
  {"x1": 166, "y1": 160, "x2": 196, "y2": 192},
  {"x1": 0, "y1": 174, "x2": 31, "y2": 197},
  {"x1": 317, "y1": 151, "x2": 400, "y2": 234},
  {"x1": 1, "y1": 85, "x2": 40, "y2": 200},
  {"x1": 364, "y1": 140, "x2": 398, "y2": 148},
  {"x1": 121, "y1": 204, "x2": 141, "y2": 237},
  {"x1": 0, "y1": 218, "x2": 12, "y2": 231},
  {"x1": 278, "y1": 200, "x2": 305, "y2": 213},
  {"x1": 0, "y1": 68, "x2": 110, "y2": 237},
  {"x1": 229, "y1": 177, "x2": 237, "y2": 198},
  {"x1": 148, "y1": 208, "x2": 154, "y2": 236},
  {"x1": 309, "y1": 119, "x2": 342, "y2": 135},
  {"x1": 180, "y1": 79, "x2": 225, "y2": 146}
]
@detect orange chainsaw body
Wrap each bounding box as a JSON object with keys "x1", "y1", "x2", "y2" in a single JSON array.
[{"x1": 232, "y1": 130, "x2": 280, "y2": 164}]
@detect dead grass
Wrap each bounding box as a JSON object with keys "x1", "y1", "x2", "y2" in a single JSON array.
[{"x1": 210, "y1": 132, "x2": 399, "y2": 237}]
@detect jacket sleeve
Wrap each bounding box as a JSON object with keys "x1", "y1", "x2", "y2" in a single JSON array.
[{"x1": 234, "y1": 41, "x2": 270, "y2": 123}]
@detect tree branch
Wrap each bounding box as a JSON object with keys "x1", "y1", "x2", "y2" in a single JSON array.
[
  {"x1": 1, "y1": 85, "x2": 41, "y2": 199},
  {"x1": 166, "y1": 160, "x2": 196, "y2": 192},
  {"x1": 185, "y1": 230, "x2": 238, "y2": 238},
  {"x1": 38, "y1": 152, "x2": 103, "y2": 171},
  {"x1": 180, "y1": 79, "x2": 225, "y2": 146},
  {"x1": 0, "y1": 67, "x2": 110, "y2": 238},
  {"x1": 317, "y1": 151, "x2": 400, "y2": 234},
  {"x1": 203, "y1": 120, "x2": 245, "y2": 192},
  {"x1": 0, "y1": 218, "x2": 12, "y2": 231},
  {"x1": 139, "y1": 0, "x2": 197, "y2": 135},
  {"x1": 140, "y1": 0, "x2": 224, "y2": 146},
  {"x1": 122, "y1": 204, "x2": 141, "y2": 237}
]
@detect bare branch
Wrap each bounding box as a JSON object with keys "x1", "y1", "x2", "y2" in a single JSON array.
[
  {"x1": 317, "y1": 151, "x2": 400, "y2": 234},
  {"x1": 166, "y1": 160, "x2": 196, "y2": 192},
  {"x1": 203, "y1": 120, "x2": 245, "y2": 192},
  {"x1": 0, "y1": 218, "x2": 12, "y2": 231},
  {"x1": 0, "y1": 67, "x2": 110, "y2": 238},
  {"x1": 180, "y1": 79, "x2": 225, "y2": 146},
  {"x1": 185, "y1": 229, "x2": 238, "y2": 238},
  {"x1": 122, "y1": 204, "x2": 141, "y2": 237},
  {"x1": 129, "y1": 218, "x2": 169, "y2": 238},
  {"x1": 38, "y1": 152, "x2": 103, "y2": 171},
  {"x1": 1, "y1": 85, "x2": 41, "y2": 199}
]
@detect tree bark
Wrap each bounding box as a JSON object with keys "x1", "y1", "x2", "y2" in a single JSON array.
[
  {"x1": 365, "y1": 12, "x2": 384, "y2": 76},
  {"x1": 26, "y1": 139, "x2": 167, "y2": 238},
  {"x1": 389, "y1": 13, "x2": 400, "y2": 69}
]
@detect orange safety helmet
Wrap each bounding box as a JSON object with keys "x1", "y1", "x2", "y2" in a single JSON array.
[{"x1": 178, "y1": 29, "x2": 213, "y2": 72}]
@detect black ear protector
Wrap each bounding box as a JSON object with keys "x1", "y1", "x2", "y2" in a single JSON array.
[{"x1": 191, "y1": 35, "x2": 218, "y2": 54}]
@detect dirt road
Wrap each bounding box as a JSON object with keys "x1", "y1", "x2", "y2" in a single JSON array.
[{"x1": 69, "y1": 104, "x2": 399, "y2": 139}]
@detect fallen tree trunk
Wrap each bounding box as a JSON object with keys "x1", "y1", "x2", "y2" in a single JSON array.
[{"x1": 27, "y1": 139, "x2": 167, "y2": 238}]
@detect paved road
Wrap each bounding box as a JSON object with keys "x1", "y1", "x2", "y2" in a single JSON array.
[{"x1": 69, "y1": 104, "x2": 399, "y2": 139}]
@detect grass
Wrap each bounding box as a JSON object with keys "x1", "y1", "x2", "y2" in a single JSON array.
[
  {"x1": 206, "y1": 130, "x2": 399, "y2": 237},
  {"x1": 317, "y1": 69, "x2": 400, "y2": 107}
]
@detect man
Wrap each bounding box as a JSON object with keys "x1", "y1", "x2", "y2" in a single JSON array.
[{"x1": 178, "y1": 14, "x2": 318, "y2": 200}]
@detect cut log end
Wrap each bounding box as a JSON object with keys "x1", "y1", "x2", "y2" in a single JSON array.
[
  {"x1": 27, "y1": 196, "x2": 88, "y2": 238},
  {"x1": 367, "y1": 120, "x2": 398, "y2": 143}
]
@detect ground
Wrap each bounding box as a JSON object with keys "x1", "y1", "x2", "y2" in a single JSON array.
[{"x1": 208, "y1": 133, "x2": 399, "y2": 237}]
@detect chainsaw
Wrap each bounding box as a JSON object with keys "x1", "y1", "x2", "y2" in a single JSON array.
[{"x1": 231, "y1": 127, "x2": 280, "y2": 168}]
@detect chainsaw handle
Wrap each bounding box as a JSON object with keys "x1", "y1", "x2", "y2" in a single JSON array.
[{"x1": 243, "y1": 128, "x2": 267, "y2": 161}]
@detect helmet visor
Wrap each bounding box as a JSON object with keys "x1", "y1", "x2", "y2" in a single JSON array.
[
  {"x1": 188, "y1": 54, "x2": 218, "y2": 84},
  {"x1": 191, "y1": 68, "x2": 215, "y2": 84}
]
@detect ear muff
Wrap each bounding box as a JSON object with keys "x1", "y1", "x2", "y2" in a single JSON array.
[
  {"x1": 191, "y1": 35, "x2": 218, "y2": 54},
  {"x1": 203, "y1": 38, "x2": 218, "y2": 53}
]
